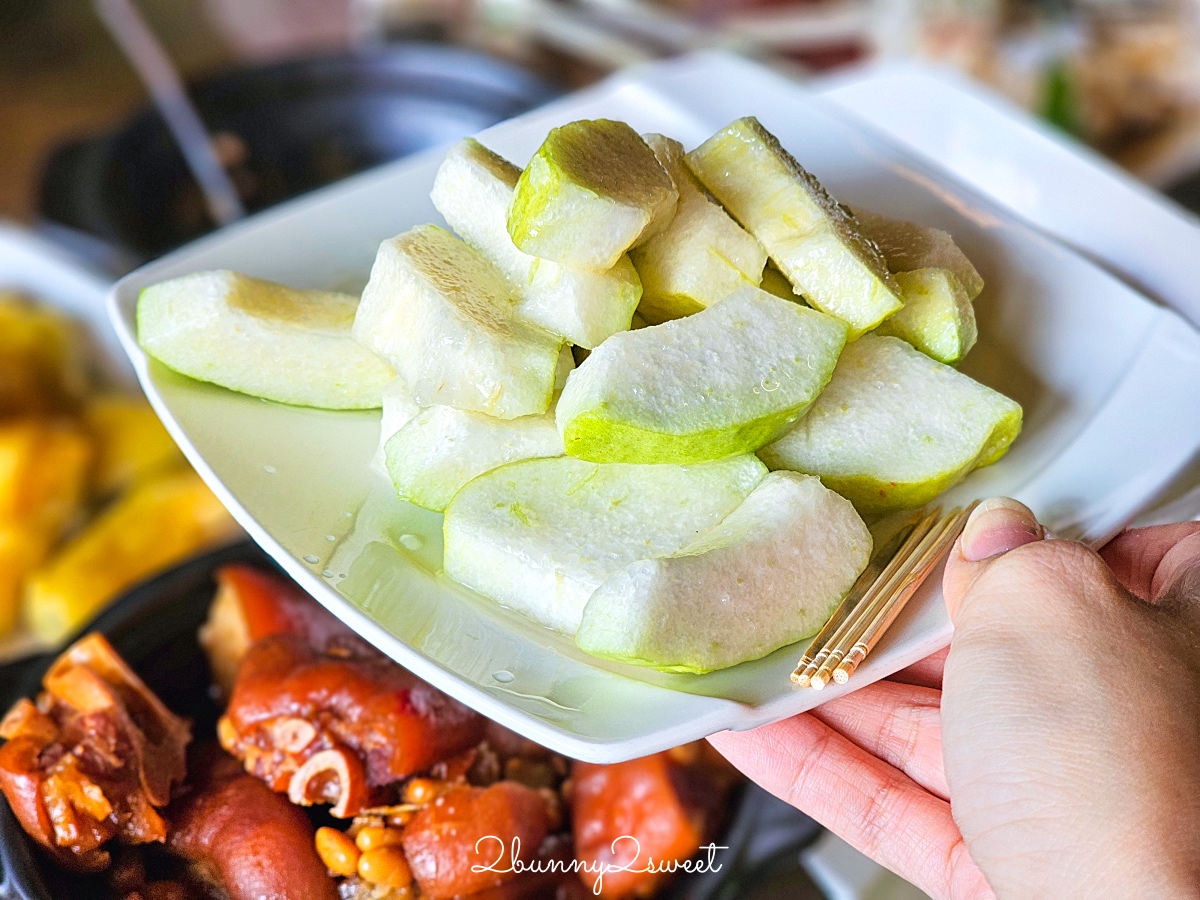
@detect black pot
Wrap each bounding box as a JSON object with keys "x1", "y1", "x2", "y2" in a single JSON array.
[
  {"x1": 37, "y1": 44, "x2": 557, "y2": 264},
  {"x1": 0, "y1": 544, "x2": 823, "y2": 900}
]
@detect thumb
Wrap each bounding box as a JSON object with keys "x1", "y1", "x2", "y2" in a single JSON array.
[{"x1": 943, "y1": 497, "x2": 1045, "y2": 623}]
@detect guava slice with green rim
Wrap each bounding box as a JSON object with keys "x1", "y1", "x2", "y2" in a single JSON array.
[
  {"x1": 442, "y1": 454, "x2": 766, "y2": 634},
  {"x1": 556, "y1": 287, "x2": 848, "y2": 464},
  {"x1": 385, "y1": 405, "x2": 562, "y2": 512},
  {"x1": 373, "y1": 355, "x2": 568, "y2": 482},
  {"x1": 759, "y1": 334, "x2": 1022, "y2": 515},
  {"x1": 851, "y1": 207, "x2": 985, "y2": 300},
  {"x1": 686, "y1": 117, "x2": 902, "y2": 338},
  {"x1": 576, "y1": 472, "x2": 871, "y2": 673},
  {"x1": 137, "y1": 270, "x2": 394, "y2": 409},
  {"x1": 630, "y1": 134, "x2": 766, "y2": 324},
  {"x1": 431, "y1": 139, "x2": 641, "y2": 348},
  {"x1": 507, "y1": 120, "x2": 678, "y2": 271},
  {"x1": 876, "y1": 268, "x2": 978, "y2": 365},
  {"x1": 370, "y1": 375, "x2": 422, "y2": 473},
  {"x1": 353, "y1": 224, "x2": 563, "y2": 419}
]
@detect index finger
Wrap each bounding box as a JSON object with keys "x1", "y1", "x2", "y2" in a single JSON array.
[
  {"x1": 709, "y1": 716, "x2": 993, "y2": 900},
  {"x1": 1099, "y1": 522, "x2": 1200, "y2": 602},
  {"x1": 888, "y1": 646, "x2": 949, "y2": 690}
]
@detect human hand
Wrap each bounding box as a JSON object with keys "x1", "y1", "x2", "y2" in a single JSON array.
[{"x1": 709, "y1": 499, "x2": 1200, "y2": 899}]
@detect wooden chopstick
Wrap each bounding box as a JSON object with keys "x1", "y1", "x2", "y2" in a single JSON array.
[{"x1": 794, "y1": 501, "x2": 977, "y2": 690}]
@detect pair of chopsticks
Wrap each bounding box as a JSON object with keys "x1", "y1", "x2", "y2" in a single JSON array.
[{"x1": 793, "y1": 501, "x2": 979, "y2": 689}]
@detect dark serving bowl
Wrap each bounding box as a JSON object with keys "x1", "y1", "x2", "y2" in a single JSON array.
[
  {"x1": 0, "y1": 543, "x2": 824, "y2": 900},
  {"x1": 0, "y1": 543, "x2": 263, "y2": 900},
  {"x1": 38, "y1": 43, "x2": 557, "y2": 264}
]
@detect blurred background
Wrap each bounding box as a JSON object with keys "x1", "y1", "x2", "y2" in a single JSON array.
[{"x1": 5, "y1": 0, "x2": 1200, "y2": 271}]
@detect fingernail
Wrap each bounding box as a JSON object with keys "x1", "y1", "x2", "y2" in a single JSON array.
[{"x1": 960, "y1": 497, "x2": 1044, "y2": 562}]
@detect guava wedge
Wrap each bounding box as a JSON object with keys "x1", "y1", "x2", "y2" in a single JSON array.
[
  {"x1": 137, "y1": 270, "x2": 394, "y2": 409},
  {"x1": 385, "y1": 406, "x2": 563, "y2": 512},
  {"x1": 556, "y1": 287, "x2": 848, "y2": 464},
  {"x1": 851, "y1": 207, "x2": 984, "y2": 300},
  {"x1": 553, "y1": 344, "x2": 574, "y2": 393},
  {"x1": 848, "y1": 208, "x2": 980, "y2": 363},
  {"x1": 353, "y1": 224, "x2": 563, "y2": 419},
  {"x1": 366, "y1": 359, "x2": 572, "y2": 523},
  {"x1": 759, "y1": 334, "x2": 1022, "y2": 515},
  {"x1": 371, "y1": 376, "x2": 422, "y2": 473},
  {"x1": 630, "y1": 134, "x2": 766, "y2": 324},
  {"x1": 876, "y1": 268, "x2": 977, "y2": 365},
  {"x1": 686, "y1": 117, "x2": 902, "y2": 338},
  {"x1": 431, "y1": 139, "x2": 641, "y2": 348},
  {"x1": 442, "y1": 454, "x2": 766, "y2": 634},
  {"x1": 576, "y1": 472, "x2": 871, "y2": 673},
  {"x1": 507, "y1": 120, "x2": 678, "y2": 271}
]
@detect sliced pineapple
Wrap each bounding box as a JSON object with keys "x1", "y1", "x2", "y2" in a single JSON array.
[
  {"x1": 0, "y1": 419, "x2": 91, "y2": 534},
  {"x1": 0, "y1": 293, "x2": 88, "y2": 416},
  {"x1": 85, "y1": 395, "x2": 184, "y2": 494},
  {"x1": 23, "y1": 470, "x2": 240, "y2": 644}
]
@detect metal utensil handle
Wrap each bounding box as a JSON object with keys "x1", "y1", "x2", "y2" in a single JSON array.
[{"x1": 94, "y1": 0, "x2": 245, "y2": 227}]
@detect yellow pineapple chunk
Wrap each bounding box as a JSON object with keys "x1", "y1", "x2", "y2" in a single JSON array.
[
  {"x1": 0, "y1": 526, "x2": 53, "y2": 637},
  {"x1": 0, "y1": 293, "x2": 88, "y2": 416},
  {"x1": 0, "y1": 419, "x2": 92, "y2": 533},
  {"x1": 84, "y1": 395, "x2": 184, "y2": 494},
  {"x1": 23, "y1": 471, "x2": 240, "y2": 643}
]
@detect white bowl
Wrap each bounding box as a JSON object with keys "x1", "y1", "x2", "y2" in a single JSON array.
[{"x1": 109, "y1": 52, "x2": 1200, "y2": 762}]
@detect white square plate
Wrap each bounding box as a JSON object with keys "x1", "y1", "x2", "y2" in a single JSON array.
[
  {"x1": 109, "y1": 52, "x2": 1200, "y2": 762},
  {"x1": 818, "y1": 62, "x2": 1200, "y2": 327}
]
